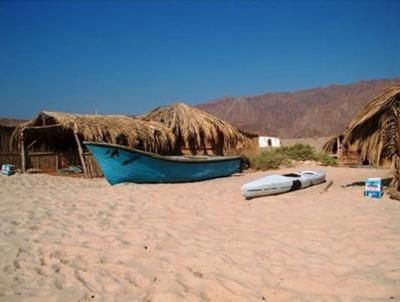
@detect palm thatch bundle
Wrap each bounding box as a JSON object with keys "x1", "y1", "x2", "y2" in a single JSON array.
[
  {"x1": 141, "y1": 102, "x2": 253, "y2": 155},
  {"x1": 11, "y1": 111, "x2": 176, "y2": 154},
  {"x1": 389, "y1": 155, "x2": 400, "y2": 200},
  {"x1": 340, "y1": 84, "x2": 400, "y2": 166},
  {"x1": 322, "y1": 134, "x2": 344, "y2": 155},
  {"x1": 0, "y1": 118, "x2": 26, "y2": 128},
  {"x1": 322, "y1": 136, "x2": 339, "y2": 154}
]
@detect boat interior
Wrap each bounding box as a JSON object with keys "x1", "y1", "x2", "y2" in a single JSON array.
[{"x1": 282, "y1": 173, "x2": 302, "y2": 178}]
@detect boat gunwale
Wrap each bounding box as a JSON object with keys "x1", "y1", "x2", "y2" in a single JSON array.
[{"x1": 83, "y1": 141, "x2": 243, "y2": 164}]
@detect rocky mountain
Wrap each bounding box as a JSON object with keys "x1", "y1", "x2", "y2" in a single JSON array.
[{"x1": 196, "y1": 78, "x2": 400, "y2": 138}]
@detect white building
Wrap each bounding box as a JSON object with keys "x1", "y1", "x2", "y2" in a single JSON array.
[{"x1": 258, "y1": 136, "x2": 281, "y2": 148}]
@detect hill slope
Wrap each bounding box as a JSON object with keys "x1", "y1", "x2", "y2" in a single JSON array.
[{"x1": 196, "y1": 78, "x2": 400, "y2": 138}]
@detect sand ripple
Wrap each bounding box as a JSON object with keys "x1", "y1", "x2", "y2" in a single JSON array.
[{"x1": 0, "y1": 165, "x2": 399, "y2": 301}]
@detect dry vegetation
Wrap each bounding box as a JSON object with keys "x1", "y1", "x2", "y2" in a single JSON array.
[
  {"x1": 11, "y1": 111, "x2": 177, "y2": 154},
  {"x1": 282, "y1": 137, "x2": 330, "y2": 151},
  {"x1": 341, "y1": 84, "x2": 400, "y2": 166},
  {"x1": 142, "y1": 102, "x2": 254, "y2": 154},
  {"x1": 320, "y1": 84, "x2": 400, "y2": 199},
  {"x1": 244, "y1": 144, "x2": 337, "y2": 170}
]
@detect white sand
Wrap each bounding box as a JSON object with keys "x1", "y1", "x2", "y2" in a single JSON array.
[{"x1": 0, "y1": 165, "x2": 399, "y2": 302}]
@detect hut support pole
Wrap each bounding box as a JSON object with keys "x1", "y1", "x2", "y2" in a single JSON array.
[
  {"x1": 73, "y1": 131, "x2": 88, "y2": 178},
  {"x1": 21, "y1": 129, "x2": 26, "y2": 173}
]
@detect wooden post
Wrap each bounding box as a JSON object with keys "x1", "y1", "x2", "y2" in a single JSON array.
[
  {"x1": 336, "y1": 136, "x2": 340, "y2": 158},
  {"x1": 21, "y1": 129, "x2": 26, "y2": 172},
  {"x1": 55, "y1": 153, "x2": 59, "y2": 170},
  {"x1": 320, "y1": 180, "x2": 334, "y2": 194},
  {"x1": 73, "y1": 131, "x2": 88, "y2": 178}
]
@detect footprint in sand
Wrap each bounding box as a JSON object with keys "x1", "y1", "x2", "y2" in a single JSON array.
[
  {"x1": 29, "y1": 225, "x2": 39, "y2": 231},
  {"x1": 39, "y1": 257, "x2": 46, "y2": 266},
  {"x1": 49, "y1": 249, "x2": 69, "y2": 266},
  {"x1": 13, "y1": 259, "x2": 21, "y2": 270},
  {"x1": 54, "y1": 276, "x2": 63, "y2": 289},
  {"x1": 3, "y1": 265, "x2": 12, "y2": 273},
  {"x1": 187, "y1": 267, "x2": 204, "y2": 278},
  {"x1": 52, "y1": 263, "x2": 61, "y2": 273}
]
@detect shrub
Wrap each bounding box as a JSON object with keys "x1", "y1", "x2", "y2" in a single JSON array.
[
  {"x1": 247, "y1": 150, "x2": 291, "y2": 170},
  {"x1": 243, "y1": 144, "x2": 337, "y2": 171},
  {"x1": 315, "y1": 151, "x2": 338, "y2": 166},
  {"x1": 279, "y1": 144, "x2": 315, "y2": 161}
]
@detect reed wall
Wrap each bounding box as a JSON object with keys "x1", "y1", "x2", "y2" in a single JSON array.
[
  {"x1": 0, "y1": 150, "x2": 103, "y2": 178},
  {"x1": 84, "y1": 153, "x2": 103, "y2": 178},
  {"x1": 0, "y1": 153, "x2": 21, "y2": 167},
  {"x1": 0, "y1": 127, "x2": 16, "y2": 153}
]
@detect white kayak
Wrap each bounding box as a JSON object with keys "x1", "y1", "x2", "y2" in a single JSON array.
[{"x1": 241, "y1": 170, "x2": 326, "y2": 199}]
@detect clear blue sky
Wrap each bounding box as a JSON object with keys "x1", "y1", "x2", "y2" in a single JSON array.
[{"x1": 1, "y1": 0, "x2": 399, "y2": 118}]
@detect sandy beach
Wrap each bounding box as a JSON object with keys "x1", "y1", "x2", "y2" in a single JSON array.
[{"x1": 0, "y1": 165, "x2": 399, "y2": 302}]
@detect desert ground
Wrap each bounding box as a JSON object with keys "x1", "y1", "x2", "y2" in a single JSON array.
[{"x1": 0, "y1": 165, "x2": 399, "y2": 302}]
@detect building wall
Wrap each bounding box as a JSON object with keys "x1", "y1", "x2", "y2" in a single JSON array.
[{"x1": 259, "y1": 136, "x2": 281, "y2": 148}]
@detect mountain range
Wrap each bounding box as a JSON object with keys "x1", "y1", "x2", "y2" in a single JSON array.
[{"x1": 196, "y1": 78, "x2": 400, "y2": 138}]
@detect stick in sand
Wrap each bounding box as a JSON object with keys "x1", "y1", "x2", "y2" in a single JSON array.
[{"x1": 320, "y1": 180, "x2": 333, "y2": 193}]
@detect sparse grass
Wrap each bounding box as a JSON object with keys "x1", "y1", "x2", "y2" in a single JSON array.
[
  {"x1": 314, "y1": 151, "x2": 338, "y2": 166},
  {"x1": 244, "y1": 143, "x2": 337, "y2": 171}
]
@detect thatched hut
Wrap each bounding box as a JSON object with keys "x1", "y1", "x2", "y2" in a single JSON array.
[
  {"x1": 323, "y1": 84, "x2": 400, "y2": 199},
  {"x1": 338, "y1": 84, "x2": 400, "y2": 167},
  {"x1": 11, "y1": 111, "x2": 176, "y2": 177},
  {"x1": 340, "y1": 83, "x2": 400, "y2": 200},
  {"x1": 141, "y1": 102, "x2": 255, "y2": 155},
  {"x1": 0, "y1": 118, "x2": 26, "y2": 167}
]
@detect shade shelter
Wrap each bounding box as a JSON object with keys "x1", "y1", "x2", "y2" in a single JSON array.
[
  {"x1": 339, "y1": 84, "x2": 400, "y2": 166},
  {"x1": 11, "y1": 111, "x2": 176, "y2": 177},
  {"x1": 141, "y1": 102, "x2": 254, "y2": 155},
  {"x1": 321, "y1": 84, "x2": 400, "y2": 199}
]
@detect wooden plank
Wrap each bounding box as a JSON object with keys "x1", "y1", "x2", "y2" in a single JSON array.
[
  {"x1": 27, "y1": 151, "x2": 56, "y2": 156},
  {"x1": 84, "y1": 153, "x2": 103, "y2": 178},
  {"x1": 21, "y1": 130, "x2": 26, "y2": 172},
  {"x1": 320, "y1": 180, "x2": 334, "y2": 193},
  {"x1": 73, "y1": 131, "x2": 88, "y2": 177},
  {"x1": 0, "y1": 153, "x2": 20, "y2": 156},
  {"x1": 26, "y1": 139, "x2": 38, "y2": 150},
  {"x1": 24, "y1": 124, "x2": 62, "y2": 130}
]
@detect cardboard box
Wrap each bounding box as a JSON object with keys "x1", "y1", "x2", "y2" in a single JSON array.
[
  {"x1": 364, "y1": 178, "x2": 383, "y2": 199},
  {"x1": 364, "y1": 190, "x2": 383, "y2": 199},
  {"x1": 1, "y1": 164, "x2": 16, "y2": 176}
]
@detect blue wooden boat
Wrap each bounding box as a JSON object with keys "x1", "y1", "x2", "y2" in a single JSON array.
[{"x1": 84, "y1": 142, "x2": 242, "y2": 185}]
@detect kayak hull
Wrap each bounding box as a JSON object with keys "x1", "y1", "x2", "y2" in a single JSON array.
[{"x1": 241, "y1": 170, "x2": 326, "y2": 198}]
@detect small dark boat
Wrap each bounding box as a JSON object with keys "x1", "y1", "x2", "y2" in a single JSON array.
[{"x1": 84, "y1": 142, "x2": 242, "y2": 185}]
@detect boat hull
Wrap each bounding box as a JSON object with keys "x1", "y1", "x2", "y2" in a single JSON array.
[{"x1": 85, "y1": 142, "x2": 242, "y2": 185}]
